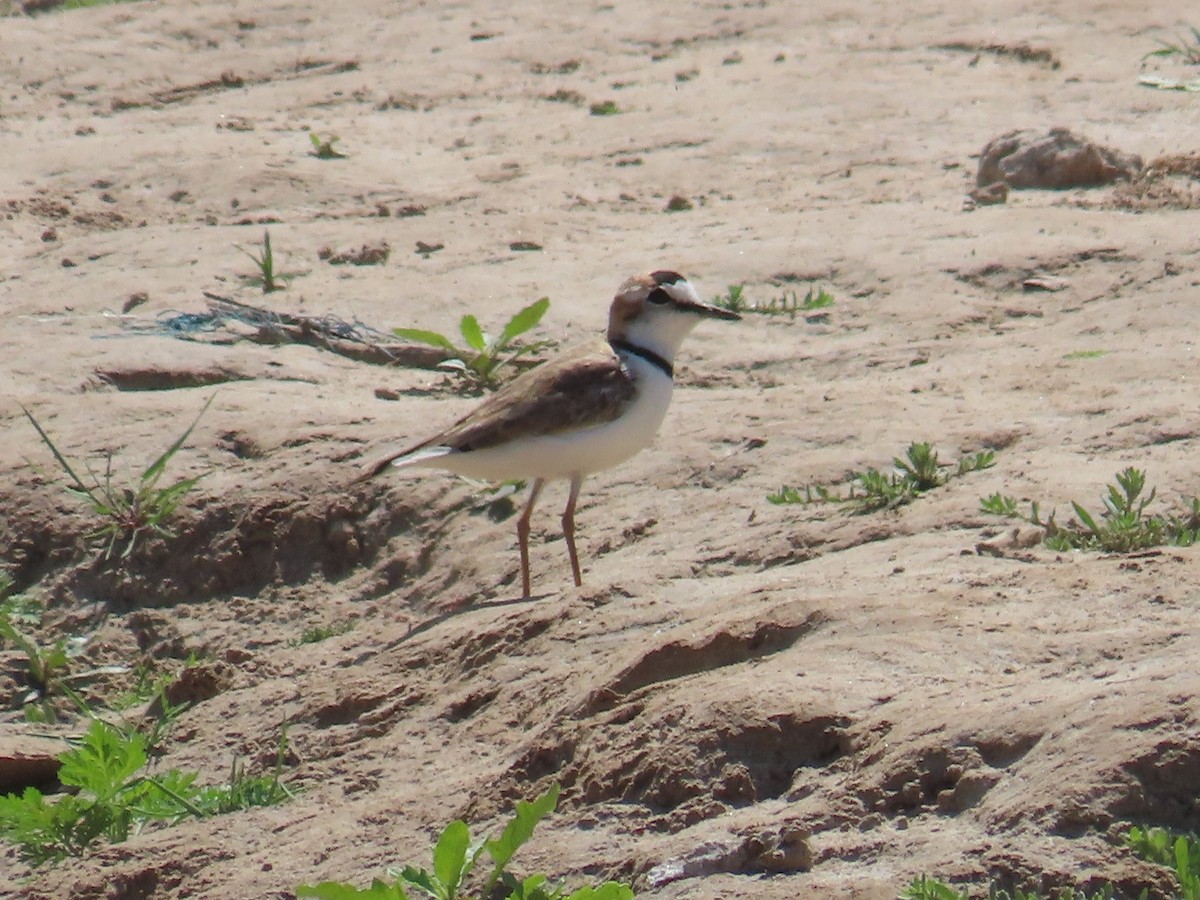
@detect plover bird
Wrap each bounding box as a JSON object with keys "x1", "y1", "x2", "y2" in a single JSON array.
[{"x1": 362, "y1": 270, "x2": 740, "y2": 597}]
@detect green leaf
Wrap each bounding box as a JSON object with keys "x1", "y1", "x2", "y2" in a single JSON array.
[
  {"x1": 396, "y1": 865, "x2": 442, "y2": 899},
  {"x1": 58, "y1": 720, "x2": 146, "y2": 799},
  {"x1": 485, "y1": 784, "x2": 560, "y2": 873},
  {"x1": 459, "y1": 316, "x2": 487, "y2": 352},
  {"x1": 503, "y1": 873, "x2": 556, "y2": 900},
  {"x1": 140, "y1": 394, "x2": 214, "y2": 489},
  {"x1": 21, "y1": 406, "x2": 98, "y2": 502},
  {"x1": 498, "y1": 297, "x2": 550, "y2": 348},
  {"x1": 298, "y1": 879, "x2": 410, "y2": 899},
  {"x1": 392, "y1": 328, "x2": 460, "y2": 354},
  {"x1": 1071, "y1": 501, "x2": 1102, "y2": 537},
  {"x1": 564, "y1": 884, "x2": 635, "y2": 900},
  {"x1": 432, "y1": 820, "x2": 471, "y2": 897}
]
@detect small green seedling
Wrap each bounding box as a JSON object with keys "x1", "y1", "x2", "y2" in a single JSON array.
[
  {"x1": 291, "y1": 620, "x2": 357, "y2": 647},
  {"x1": 310, "y1": 132, "x2": 348, "y2": 159},
  {"x1": 0, "y1": 573, "x2": 40, "y2": 628},
  {"x1": 770, "y1": 443, "x2": 994, "y2": 514},
  {"x1": 713, "y1": 284, "x2": 749, "y2": 314},
  {"x1": 589, "y1": 100, "x2": 620, "y2": 116},
  {"x1": 110, "y1": 660, "x2": 175, "y2": 711},
  {"x1": 394, "y1": 297, "x2": 552, "y2": 391},
  {"x1": 1143, "y1": 26, "x2": 1200, "y2": 64},
  {"x1": 298, "y1": 784, "x2": 633, "y2": 900},
  {"x1": 752, "y1": 286, "x2": 835, "y2": 319},
  {"x1": 980, "y1": 467, "x2": 1200, "y2": 552},
  {"x1": 796, "y1": 286, "x2": 834, "y2": 314},
  {"x1": 713, "y1": 284, "x2": 834, "y2": 319},
  {"x1": 0, "y1": 606, "x2": 71, "y2": 723},
  {"x1": 236, "y1": 229, "x2": 305, "y2": 293},
  {"x1": 0, "y1": 719, "x2": 295, "y2": 865},
  {"x1": 23, "y1": 396, "x2": 213, "y2": 561}
]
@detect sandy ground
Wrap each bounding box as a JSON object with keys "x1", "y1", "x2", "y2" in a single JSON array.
[{"x1": 2, "y1": 0, "x2": 1200, "y2": 897}]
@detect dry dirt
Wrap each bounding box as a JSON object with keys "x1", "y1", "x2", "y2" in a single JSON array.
[{"x1": 2, "y1": 0, "x2": 1200, "y2": 898}]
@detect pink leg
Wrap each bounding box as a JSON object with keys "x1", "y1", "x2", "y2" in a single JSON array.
[
  {"x1": 516, "y1": 479, "x2": 544, "y2": 598},
  {"x1": 561, "y1": 475, "x2": 584, "y2": 588}
]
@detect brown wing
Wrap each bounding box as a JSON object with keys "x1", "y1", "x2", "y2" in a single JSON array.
[
  {"x1": 437, "y1": 337, "x2": 635, "y2": 451},
  {"x1": 359, "y1": 338, "x2": 636, "y2": 480}
]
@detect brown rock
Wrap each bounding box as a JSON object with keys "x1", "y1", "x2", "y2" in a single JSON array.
[
  {"x1": 977, "y1": 128, "x2": 1142, "y2": 190},
  {"x1": 0, "y1": 734, "x2": 63, "y2": 794}
]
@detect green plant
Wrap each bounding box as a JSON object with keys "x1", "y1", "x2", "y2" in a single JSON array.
[
  {"x1": 981, "y1": 468, "x2": 1200, "y2": 552},
  {"x1": 1062, "y1": 350, "x2": 1108, "y2": 360},
  {"x1": 589, "y1": 100, "x2": 620, "y2": 116},
  {"x1": 0, "y1": 572, "x2": 41, "y2": 628},
  {"x1": 190, "y1": 730, "x2": 296, "y2": 815},
  {"x1": 110, "y1": 661, "x2": 173, "y2": 711},
  {"x1": 22, "y1": 395, "x2": 213, "y2": 561},
  {"x1": 903, "y1": 826, "x2": 1200, "y2": 900},
  {"x1": 393, "y1": 297, "x2": 552, "y2": 391},
  {"x1": 901, "y1": 876, "x2": 970, "y2": 900},
  {"x1": 901, "y1": 876, "x2": 1121, "y2": 900},
  {"x1": 713, "y1": 285, "x2": 834, "y2": 319},
  {"x1": 757, "y1": 286, "x2": 834, "y2": 318},
  {"x1": 138, "y1": 684, "x2": 190, "y2": 758},
  {"x1": 770, "y1": 443, "x2": 994, "y2": 514},
  {"x1": 1126, "y1": 826, "x2": 1200, "y2": 900},
  {"x1": 713, "y1": 284, "x2": 749, "y2": 314},
  {"x1": 1143, "y1": 26, "x2": 1200, "y2": 64},
  {"x1": 0, "y1": 609, "x2": 72, "y2": 722},
  {"x1": 103, "y1": 663, "x2": 189, "y2": 756},
  {"x1": 23, "y1": 0, "x2": 142, "y2": 10},
  {"x1": 310, "y1": 132, "x2": 348, "y2": 159},
  {"x1": 291, "y1": 620, "x2": 356, "y2": 647},
  {"x1": 297, "y1": 784, "x2": 633, "y2": 900},
  {"x1": 0, "y1": 719, "x2": 294, "y2": 865},
  {"x1": 237, "y1": 229, "x2": 304, "y2": 293}
]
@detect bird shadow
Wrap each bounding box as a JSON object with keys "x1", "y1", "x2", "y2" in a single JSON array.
[{"x1": 349, "y1": 591, "x2": 555, "y2": 664}]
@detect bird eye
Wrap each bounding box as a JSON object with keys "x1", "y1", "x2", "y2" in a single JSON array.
[{"x1": 647, "y1": 287, "x2": 670, "y2": 305}]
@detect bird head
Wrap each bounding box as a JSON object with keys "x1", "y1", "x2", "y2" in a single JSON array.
[{"x1": 607, "y1": 270, "x2": 740, "y2": 362}]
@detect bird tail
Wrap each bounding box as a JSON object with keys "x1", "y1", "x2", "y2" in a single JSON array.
[{"x1": 355, "y1": 444, "x2": 455, "y2": 483}]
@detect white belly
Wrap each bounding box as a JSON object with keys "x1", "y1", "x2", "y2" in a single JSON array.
[{"x1": 407, "y1": 353, "x2": 673, "y2": 482}]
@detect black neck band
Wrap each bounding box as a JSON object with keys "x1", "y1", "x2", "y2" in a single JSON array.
[{"x1": 611, "y1": 338, "x2": 673, "y2": 379}]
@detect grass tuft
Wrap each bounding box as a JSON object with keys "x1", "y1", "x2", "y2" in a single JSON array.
[
  {"x1": 771, "y1": 443, "x2": 994, "y2": 514},
  {"x1": 0, "y1": 719, "x2": 295, "y2": 864},
  {"x1": 980, "y1": 467, "x2": 1200, "y2": 552},
  {"x1": 1143, "y1": 26, "x2": 1200, "y2": 64},
  {"x1": 713, "y1": 284, "x2": 834, "y2": 319},
  {"x1": 236, "y1": 229, "x2": 305, "y2": 293},
  {"x1": 290, "y1": 620, "x2": 356, "y2": 647},
  {"x1": 22, "y1": 395, "x2": 213, "y2": 561}
]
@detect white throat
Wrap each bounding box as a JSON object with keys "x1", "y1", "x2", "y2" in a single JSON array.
[{"x1": 617, "y1": 312, "x2": 702, "y2": 366}]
